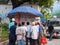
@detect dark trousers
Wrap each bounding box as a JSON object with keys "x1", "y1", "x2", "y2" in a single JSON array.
[
  {"x1": 49, "y1": 32, "x2": 53, "y2": 40},
  {"x1": 31, "y1": 39, "x2": 37, "y2": 45},
  {"x1": 26, "y1": 37, "x2": 32, "y2": 45},
  {"x1": 37, "y1": 33, "x2": 42, "y2": 45},
  {"x1": 37, "y1": 39, "x2": 40, "y2": 45},
  {"x1": 9, "y1": 35, "x2": 16, "y2": 45}
]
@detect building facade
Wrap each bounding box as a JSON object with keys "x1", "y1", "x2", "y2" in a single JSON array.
[
  {"x1": 0, "y1": 0, "x2": 41, "y2": 24},
  {"x1": 0, "y1": 0, "x2": 12, "y2": 23}
]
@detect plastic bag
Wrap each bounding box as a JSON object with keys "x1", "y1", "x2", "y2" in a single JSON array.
[{"x1": 41, "y1": 37, "x2": 47, "y2": 44}]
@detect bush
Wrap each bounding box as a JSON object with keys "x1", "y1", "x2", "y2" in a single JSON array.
[
  {"x1": 0, "y1": 23, "x2": 9, "y2": 31},
  {"x1": 0, "y1": 23, "x2": 9, "y2": 42}
]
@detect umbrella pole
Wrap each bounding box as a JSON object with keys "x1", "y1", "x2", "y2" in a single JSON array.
[{"x1": 17, "y1": 14, "x2": 21, "y2": 24}]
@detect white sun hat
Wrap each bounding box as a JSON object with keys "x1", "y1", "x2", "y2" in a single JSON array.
[
  {"x1": 12, "y1": 18, "x2": 15, "y2": 21},
  {"x1": 32, "y1": 22, "x2": 35, "y2": 25}
]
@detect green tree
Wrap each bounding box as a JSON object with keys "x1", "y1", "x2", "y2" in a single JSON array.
[
  {"x1": 11, "y1": 0, "x2": 54, "y2": 9},
  {"x1": 41, "y1": 9, "x2": 52, "y2": 19},
  {"x1": 38, "y1": 0, "x2": 54, "y2": 8},
  {"x1": 11, "y1": 0, "x2": 32, "y2": 9},
  {"x1": 0, "y1": 0, "x2": 8, "y2": 2},
  {"x1": 0, "y1": 0, "x2": 9, "y2": 4}
]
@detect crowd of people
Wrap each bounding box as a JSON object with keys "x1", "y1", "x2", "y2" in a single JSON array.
[{"x1": 9, "y1": 18, "x2": 54, "y2": 45}]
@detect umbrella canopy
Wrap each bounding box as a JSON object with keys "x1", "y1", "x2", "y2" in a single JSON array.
[{"x1": 8, "y1": 6, "x2": 43, "y2": 17}]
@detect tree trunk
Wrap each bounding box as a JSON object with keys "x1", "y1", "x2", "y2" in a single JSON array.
[
  {"x1": 11, "y1": 0, "x2": 33, "y2": 9},
  {"x1": 11, "y1": 0, "x2": 20, "y2": 9}
]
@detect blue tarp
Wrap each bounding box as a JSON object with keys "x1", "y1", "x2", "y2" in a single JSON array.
[
  {"x1": 41, "y1": 18, "x2": 46, "y2": 23},
  {"x1": 8, "y1": 6, "x2": 43, "y2": 17},
  {"x1": 0, "y1": 14, "x2": 7, "y2": 18}
]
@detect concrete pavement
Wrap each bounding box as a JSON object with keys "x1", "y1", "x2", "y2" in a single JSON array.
[
  {"x1": 0, "y1": 39, "x2": 60, "y2": 45},
  {"x1": 47, "y1": 39, "x2": 60, "y2": 45},
  {"x1": 0, "y1": 40, "x2": 8, "y2": 45}
]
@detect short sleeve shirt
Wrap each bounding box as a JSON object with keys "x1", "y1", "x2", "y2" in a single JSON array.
[
  {"x1": 21, "y1": 26, "x2": 28, "y2": 35},
  {"x1": 31, "y1": 26, "x2": 39, "y2": 39},
  {"x1": 16, "y1": 27, "x2": 22, "y2": 40},
  {"x1": 9, "y1": 22, "x2": 15, "y2": 29},
  {"x1": 26, "y1": 25, "x2": 31, "y2": 38}
]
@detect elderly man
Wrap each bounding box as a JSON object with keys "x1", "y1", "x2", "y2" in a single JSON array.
[
  {"x1": 9, "y1": 18, "x2": 15, "y2": 29},
  {"x1": 26, "y1": 22, "x2": 31, "y2": 45},
  {"x1": 16, "y1": 22, "x2": 28, "y2": 45},
  {"x1": 30, "y1": 22, "x2": 39, "y2": 45},
  {"x1": 9, "y1": 18, "x2": 17, "y2": 45},
  {"x1": 9, "y1": 22, "x2": 17, "y2": 45}
]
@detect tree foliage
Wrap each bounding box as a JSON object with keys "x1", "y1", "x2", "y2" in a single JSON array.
[
  {"x1": 41, "y1": 9, "x2": 52, "y2": 19},
  {"x1": 11, "y1": 0, "x2": 54, "y2": 9},
  {"x1": 38, "y1": 0, "x2": 54, "y2": 8},
  {"x1": 11, "y1": 0, "x2": 31, "y2": 9},
  {"x1": 0, "y1": 0, "x2": 9, "y2": 4}
]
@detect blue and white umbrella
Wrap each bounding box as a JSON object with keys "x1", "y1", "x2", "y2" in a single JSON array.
[{"x1": 8, "y1": 6, "x2": 43, "y2": 17}]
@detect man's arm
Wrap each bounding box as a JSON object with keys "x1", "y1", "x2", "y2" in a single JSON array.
[{"x1": 22, "y1": 33, "x2": 25, "y2": 41}]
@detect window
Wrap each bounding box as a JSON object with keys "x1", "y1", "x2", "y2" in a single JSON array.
[{"x1": 49, "y1": 21, "x2": 60, "y2": 26}]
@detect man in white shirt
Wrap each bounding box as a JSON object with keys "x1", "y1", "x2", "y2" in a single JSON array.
[
  {"x1": 30, "y1": 22, "x2": 39, "y2": 45},
  {"x1": 16, "y1": 22, "x2": 27, "y2": 45},
  {"x1": 26, "y1": 22, "x2": 31, "y2": 45}
]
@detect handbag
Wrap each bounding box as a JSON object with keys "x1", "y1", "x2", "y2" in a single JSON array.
[{"x1": 41, "y1": 37, "x2": 47, "y2": 44}]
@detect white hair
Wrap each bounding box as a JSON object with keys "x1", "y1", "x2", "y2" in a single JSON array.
[{"x1": 12, "y1": 18, "x2": 15, "y2": 21}]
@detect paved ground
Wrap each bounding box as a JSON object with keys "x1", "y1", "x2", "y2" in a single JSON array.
[
  {"x1": 47, "y1": 39, "x2": 60, "y2": 45},
  {"x1": 0, "y1": 39, "x2": 60, "y2": 45}
]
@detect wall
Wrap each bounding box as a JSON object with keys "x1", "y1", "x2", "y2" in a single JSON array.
[
  {"x1": 0, "y1": 3, "x2": 41, "y2": 23},
  {"x1": 0, "y1": 4, "x2": 12, "y2": 14},
  {"x1": 0, "y1": 4, "x2": 12, "y2": 23},
  {"x1": 21, "y1": 3, "x2": 41, "y2": 12}
]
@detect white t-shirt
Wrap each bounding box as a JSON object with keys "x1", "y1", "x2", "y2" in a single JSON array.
[
  {"x1": 26, "y1": 25, "x2": 31, "y2": 38},
  {"x1": 21, "y1": 26, "x2": 28, "y2": 36},
  {"x1": 16, "y1": 27, "x2": 22, "y2": 40},
  {"x1": 31, "y1": 25, "x2": 39, "y2": 39},
  {"x1": 16, "y1": 26, "x2": 27, "y2": 40}
]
